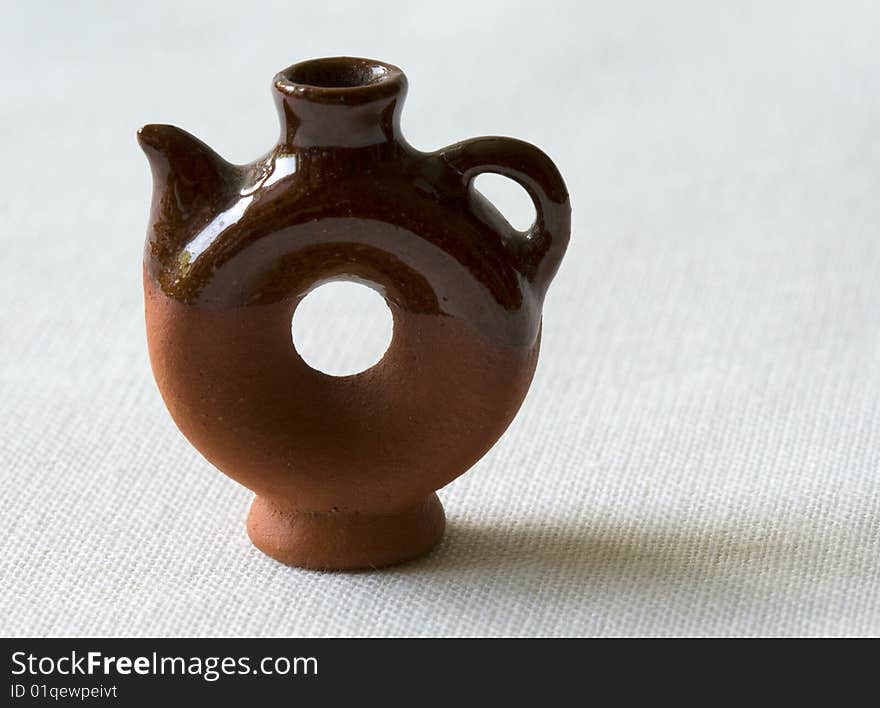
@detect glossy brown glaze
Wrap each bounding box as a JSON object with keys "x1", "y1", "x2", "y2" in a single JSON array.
[{"x1": 139, "y1": 57, "x2": 570, "y2": 570}]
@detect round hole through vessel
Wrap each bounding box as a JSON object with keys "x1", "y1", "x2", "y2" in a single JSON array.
[{"x1": 291, "y1": 281, "x2": 393, "y2": 377}]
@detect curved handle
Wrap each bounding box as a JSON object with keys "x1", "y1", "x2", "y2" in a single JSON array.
[{"x1": 439, "y1": 136, "x2": 571, "y2": 296}]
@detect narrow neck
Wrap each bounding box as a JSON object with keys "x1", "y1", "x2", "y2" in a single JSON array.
[{"x1": 272, "y1": 57, "x2": 407, "y2": 150}]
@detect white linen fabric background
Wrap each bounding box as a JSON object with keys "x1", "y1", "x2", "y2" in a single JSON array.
[{"x1": 2, "y1": 0, "x2": 879, "y2": 637}]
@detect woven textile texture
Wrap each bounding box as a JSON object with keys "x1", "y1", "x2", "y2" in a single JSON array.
[{"x1": 2, "y1": 1, "x2": 879, "y2": 637}]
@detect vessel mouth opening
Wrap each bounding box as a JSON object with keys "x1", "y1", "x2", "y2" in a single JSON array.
[{"x1": 282, "y1": 58, "x2": 393, "y2": 89}]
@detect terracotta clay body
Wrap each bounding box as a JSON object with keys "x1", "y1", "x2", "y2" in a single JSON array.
[{"x1": 139, "y1": 57, "x2": 570, "y2": 569}]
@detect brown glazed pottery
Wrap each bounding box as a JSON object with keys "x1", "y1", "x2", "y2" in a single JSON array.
[{"x1": 139, "y1": 57, "x2": 570, "y2": 570}]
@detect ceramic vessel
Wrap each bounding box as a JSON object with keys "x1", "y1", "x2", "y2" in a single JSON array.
[{"x1": 139, "y1": 57, "x2": 570, "y2": 569}]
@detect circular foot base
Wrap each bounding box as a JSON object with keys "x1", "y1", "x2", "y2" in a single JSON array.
[{"x1": 246, "y1": 494, "x2": 446, "y2": 570}]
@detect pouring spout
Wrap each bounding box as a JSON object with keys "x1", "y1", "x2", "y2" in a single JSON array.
[
  {"x1": 138, "y1": 124, "x2": 242, "y2": 293},
  {"x1": 137, "y1": 124, "x2": 237, "y2": 219}
]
